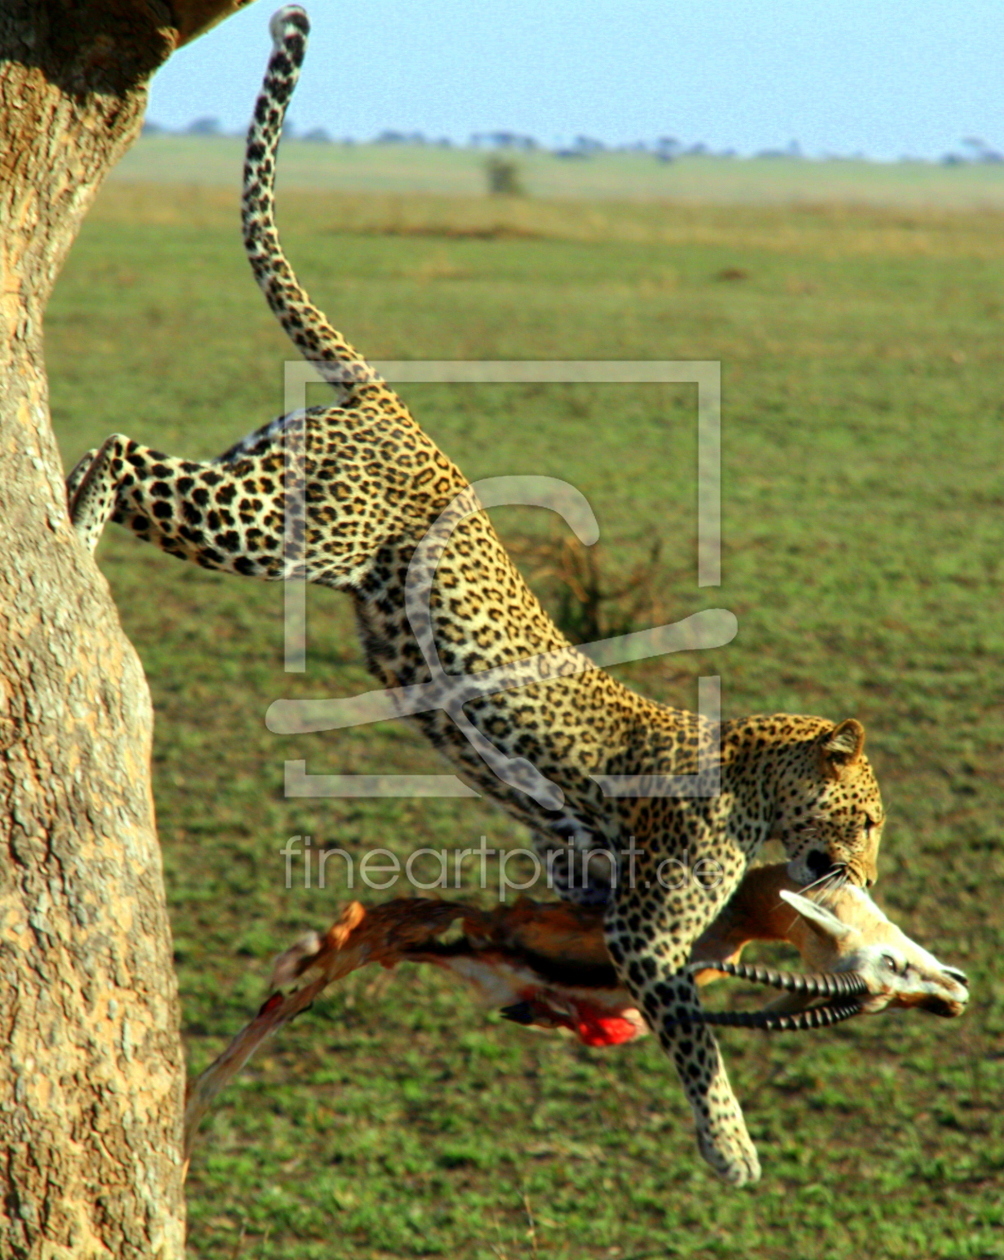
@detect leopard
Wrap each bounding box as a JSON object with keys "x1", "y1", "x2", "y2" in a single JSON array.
[{"x1": 67, "y1": 4, "x2": 886, "y2": 1186}]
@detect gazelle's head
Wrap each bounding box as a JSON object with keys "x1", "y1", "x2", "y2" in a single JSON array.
[
  {"x1": 778, "y1": 886, "x2": 969, "y2": 1018},
  {"x1": 689, "y1": 869, "x2": 969, "y2": 1032}
]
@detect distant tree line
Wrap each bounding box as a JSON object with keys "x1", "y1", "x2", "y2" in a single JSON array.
[{"x1": 139, "y1": 120, "x2": 1004, "y2": 166}]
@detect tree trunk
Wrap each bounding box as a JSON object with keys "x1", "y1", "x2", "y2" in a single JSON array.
[{"x1": 0, "y1": 3, "x2": 253, "y2": 1256}]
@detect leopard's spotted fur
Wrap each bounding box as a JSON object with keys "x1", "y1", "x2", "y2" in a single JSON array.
[{"x1": 68, "y1": 5, "x2": 886, "y2": 1185}]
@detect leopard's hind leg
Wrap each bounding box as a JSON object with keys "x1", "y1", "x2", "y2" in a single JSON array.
[
  {"x1": 68, "y1": 433, "x2": 287, "y2": 578},
  {"x1": 67, "y1": 436, "x2": 124, "y2": 554}
]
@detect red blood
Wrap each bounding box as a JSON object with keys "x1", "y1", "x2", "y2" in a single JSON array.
[
  {"x1": 256, "y1": 992, "x2": 286, "y2": 1018},
  {"x1": 573, "y1": 1007, "x2": 638, "y2": 1047}
]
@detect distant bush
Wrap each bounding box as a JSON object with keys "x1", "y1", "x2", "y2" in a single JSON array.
[
  {"x1": 552, "y1": 136, "x2": 604, "y2": 160},
  {"x1": 471, "y1": 132, "x2": 538, "y2": 151},
  {"x1": 961, "y1": 136, "x2": 1004, "y2": 163},
  {"x1": 375, "y1": 130, "x2": 427, "y2": 145},
  {"x1": 186, "y1": 116, "x2": 221, "y2": 136},
  {"x1": 485, "y1": 155, "x2": 525, "y2": 197}
]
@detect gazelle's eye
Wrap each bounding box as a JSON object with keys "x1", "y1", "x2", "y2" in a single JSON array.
[{"x1": 881, "y1": 953, "x2": 904, "y2": 974}]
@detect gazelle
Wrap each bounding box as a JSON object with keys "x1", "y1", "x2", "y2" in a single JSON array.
[{"x1": 184, "y1": 863, "x2": 967, "y2": 1160}]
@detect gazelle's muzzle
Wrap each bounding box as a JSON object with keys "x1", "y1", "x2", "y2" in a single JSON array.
[{"x1": 883, "y1": 966, "x2": 969, "y2": 1019}]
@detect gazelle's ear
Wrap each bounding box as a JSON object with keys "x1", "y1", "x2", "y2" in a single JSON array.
[
  {"x1": 818, "y1": 718, "x2": 865, "y2": 781},
  {"x1": 780, "y1": 890, "x2": 855, "y2": 943}
]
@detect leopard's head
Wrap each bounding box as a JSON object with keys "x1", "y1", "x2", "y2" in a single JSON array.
[{"x1": 770, "y1": 718, "x2": 884, "y2": 889}]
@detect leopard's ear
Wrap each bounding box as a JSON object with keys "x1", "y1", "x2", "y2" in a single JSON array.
[{"x1": 818, "y1": 718, "x2": 865, "y2": 781}]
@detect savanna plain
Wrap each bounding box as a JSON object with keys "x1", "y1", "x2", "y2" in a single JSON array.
[{"x1": 48, "y1": 150, "x2": 1004, "y2": 1258}]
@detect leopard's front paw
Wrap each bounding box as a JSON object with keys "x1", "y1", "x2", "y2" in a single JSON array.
[{"x1": 697, "y1": 1118, "x2": 761, "y2": 1187}]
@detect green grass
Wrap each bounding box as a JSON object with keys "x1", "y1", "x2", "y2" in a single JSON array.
[
  {"x1": 49, "y1": 181, "x2": 1004, "y2": 1259},
  {"x1": 116, "y1": 134, "x2": 1004, "y2": 208}
]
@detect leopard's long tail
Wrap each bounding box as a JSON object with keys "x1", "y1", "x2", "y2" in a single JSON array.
[{"x1": 242, "y1": 6, "x2": 379, "y2": 389}]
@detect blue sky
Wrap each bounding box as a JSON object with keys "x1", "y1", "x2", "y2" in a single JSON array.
[{"x1": 149, "y1": 0, "x2": 1003, "y2": 159}]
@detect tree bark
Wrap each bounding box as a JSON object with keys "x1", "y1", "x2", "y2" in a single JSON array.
[{"x1": 0, "y1": 3, "x2": 254, "y2": 1256}]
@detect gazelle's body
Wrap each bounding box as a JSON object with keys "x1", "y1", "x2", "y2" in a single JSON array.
[
  {"x1": 271, "y1": 862, "x2": 969, "y2": 1046},
  {"x1": 422, "y1": 863, "x2": 968, "y2": 1038},
  {"x1": 185, "y1": 863, "x2": 967, "y2": 1159}
]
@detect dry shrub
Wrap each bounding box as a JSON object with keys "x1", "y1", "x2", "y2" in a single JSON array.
[{"x1": 508, "y1": 532, "x2": 668, "y2": 643}]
